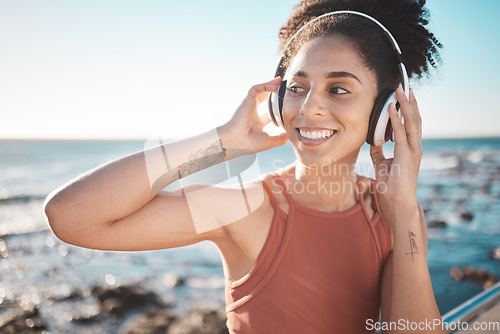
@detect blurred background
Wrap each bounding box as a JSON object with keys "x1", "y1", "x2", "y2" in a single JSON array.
[{"x1": 0, "y1": 0, "x2": 499, "y2": 333}]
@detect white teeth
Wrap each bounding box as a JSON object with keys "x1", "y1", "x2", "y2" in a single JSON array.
[{"x1": 299, "y1": 129, "x2": 335, "y2": 140}]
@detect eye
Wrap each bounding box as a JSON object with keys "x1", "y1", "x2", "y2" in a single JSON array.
[
  {"x1": 329, "y1": 86, "x2": 350, "y2": 95},
  {"x1": 286, "y1": 83, "x2": 306, "y2": 95}
]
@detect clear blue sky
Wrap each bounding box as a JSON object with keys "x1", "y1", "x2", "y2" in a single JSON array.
[{"x1": 1, "y1": 0, "x2": 499, "y2": 139}]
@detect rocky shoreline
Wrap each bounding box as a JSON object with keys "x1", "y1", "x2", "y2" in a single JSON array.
[
  {"x1": 0, "y1": 283, "x2": 229, "y2": 333},
  {"x1": 0, "y1": 269, "x2": 228, "y2": 334},
  {"x1": 0, "y1": 228, "x2": 229, "y2": 334}
]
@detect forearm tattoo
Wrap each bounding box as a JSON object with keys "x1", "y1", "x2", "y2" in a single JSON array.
[
  {"x1": 170, "y1": 139, "x2": 226, "y2": 182},
  {"x1": 405, "y1": 231, "x2": 419, "y2": 262}
]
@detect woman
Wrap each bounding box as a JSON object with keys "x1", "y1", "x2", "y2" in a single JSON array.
[{"x1": 44, "y1": 0, "x2": 445, "y2": 332}]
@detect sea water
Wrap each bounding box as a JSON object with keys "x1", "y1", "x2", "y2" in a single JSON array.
[{"x1": 0, "y1": 137, "x2": 499, "y2": 325}]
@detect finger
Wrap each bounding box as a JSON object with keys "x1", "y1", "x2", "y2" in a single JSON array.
[
  {"x1": 370, "y1": 145, "x2": 386, "y2": 166},
  {"x1": 262, "y1": 131, "x2": 289, "y2": 149},
  {"x1": 397, "y1": 88, "x2": 422, "y2": 151},
  {"x1": 409, "y1": 88, "x2": 419, "y2": 110},
  {"x1": 247, "y1": 77, "x2": 282, "y2": 104},
  {"x1": 370, "y1": 145, "x2": 389, "y2": 179},
  {"x1": 389, "y1": 102, "x2": 408, "y2": 145},
  {"x1": 258, "y1": 112, "x2": 272, "y2": 127},
  {"x1": 396, "y1": 86, "x2": 419, "y2": 136},
  {"x1": 409, "y1": 89, "x2": 422, "y2": 132}
]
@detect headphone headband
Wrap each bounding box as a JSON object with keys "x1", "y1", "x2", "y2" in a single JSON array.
[{"x1": 277, "y1": 10, "x2": 408, "y2": 91}]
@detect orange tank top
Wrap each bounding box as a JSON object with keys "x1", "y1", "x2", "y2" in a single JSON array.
[{"x1": 224, "y1": 174, "x2": 391, "y2": 333}]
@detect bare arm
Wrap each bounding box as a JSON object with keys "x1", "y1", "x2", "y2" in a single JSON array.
[
  {"x1": 371, "y1": 88, "x2": 445, "y2": 334},
  {"x1": 44, "y1": 130, "x2": 230, "y2": 250},
  {"x1": 379, "y1": 202, "x2": 443, "y2": 333},
  {"x1": 43, "y1": 78, "x2": 288, "y2": 251}
]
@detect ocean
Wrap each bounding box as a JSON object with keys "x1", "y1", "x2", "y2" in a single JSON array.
[{"x1": 0, "y1": 137, "x2": 499, "y2": 332}]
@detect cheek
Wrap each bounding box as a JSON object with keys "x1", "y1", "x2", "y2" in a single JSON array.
[
  {"x1": 344, "y1": 102, "x2": 373, "y2": 136},
  {"x1": 281, "y1": 98, "x2": 300, "y2": 129}
]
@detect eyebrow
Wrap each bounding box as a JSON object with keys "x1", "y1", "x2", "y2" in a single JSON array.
[{"x1": 290, "y1": 70, "x2": 362, "y2": 84}]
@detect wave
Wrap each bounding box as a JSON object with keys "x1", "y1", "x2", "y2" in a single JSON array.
[
  {"x1": 0, "y1": 194, "x2": 47, "y2": 204},
  {"x1": 420, "y1": 155, "x2": 460, "y2": 170}
]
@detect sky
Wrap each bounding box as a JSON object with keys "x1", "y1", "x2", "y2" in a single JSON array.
[{"x1": 0, "y1": 0, "x2": 499, "y2": 140}]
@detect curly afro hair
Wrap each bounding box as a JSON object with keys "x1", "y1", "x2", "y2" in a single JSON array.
[{"x1": 278, "y1": 0, "x2": 442, "y2": 93}]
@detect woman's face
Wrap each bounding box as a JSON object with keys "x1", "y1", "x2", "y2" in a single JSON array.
[{"x1": 282, "y1": 34, "x2": 379, "y2": 167}]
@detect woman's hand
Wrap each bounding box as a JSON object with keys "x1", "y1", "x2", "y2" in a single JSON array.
[
  {"x1": 369, "y1": 87, "x2": 423, "y2": 213},
  {"x1": 217, "y1": 77, "x2": 289, "y2": 155}
]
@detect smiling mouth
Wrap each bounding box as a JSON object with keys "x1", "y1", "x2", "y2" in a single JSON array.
[{"x1": 296, "y1": 128, "x2": 337, "y2": 145}]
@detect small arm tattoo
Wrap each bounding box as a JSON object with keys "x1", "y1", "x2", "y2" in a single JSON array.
[{"x1": 405, "y1": 231, "x2": 419, "y2": 262}]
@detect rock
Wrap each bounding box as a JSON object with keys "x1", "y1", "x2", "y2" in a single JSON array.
[
  {"x1": 483, "y1": 277, "x2": 498, "y2": 290},
  {"x1": 102, "y1": 298, "x2": 125, "y2": 321},
  {"x1": 460, "y1": 211, "x2": 474, "y2": 221},
  {"x1": 91, "y1": 284, "x2": 167, "y2": 320},
  {"x1": 50, "y1": 289, "x2": 82, "y2": 302},
  {"x1": 0, "y1": 307, "x2": 47, "y2": 333},
  {"x1": 167, "y1": 309, "x2": 228, "y2": 334},
  {"x1": 481, "y1": 183, "x2": 492, "y2": 194},
  {"x1": 118, "y1": 309, "x2": 177, "y2": 334},
  {"x1": 449, "y1": 266, "x2": 464, "y2": 281},
  {"x1": 427, "y1": 220, "x2": 447, "y2": 228},
  {"x1": 488, "y1": 247, "x2": 500, "y2": 260},
  {"x1": 449, "y1": 266, "x2": 499, "y2": 290},
  {"x1": 162, "y1": 273, "x2": 185, "y2": 289},
  {"x1": 432, "y1": 184, "x2": 443, "y2": 193},
  {"x1": 70, "y1": 308, "x2": 100, "y2": 324},
  {"x1": 0, "y1": 239, "x2": 8, "y2": 258}
]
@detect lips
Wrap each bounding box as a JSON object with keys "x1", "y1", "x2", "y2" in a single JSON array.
[{"x1": 296, "y1": 128, "x2": 337, "y2": 146}]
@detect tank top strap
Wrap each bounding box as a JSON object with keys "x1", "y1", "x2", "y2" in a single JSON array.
[
  {"x1": 261, "y1": 178, "x2": 280, "y2": 209},
  {"x1": 356, "y1": 174, "x2": 365, "y2": 205},
  {"x1": 370, "y1": 178, "x2": 382, "y2": 214},
  {"x1": 271, "y1": 173, "x2": 295, "y2": 205}
]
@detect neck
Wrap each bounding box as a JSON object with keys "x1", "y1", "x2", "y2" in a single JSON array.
[{"x1": 290, "y1": 158, "x2": 359, "y2": 212}]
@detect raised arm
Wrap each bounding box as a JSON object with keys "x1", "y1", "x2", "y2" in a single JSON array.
[
  {"x1": 370, "y1": 88, "x2": 446, "y2": 334},
  {"x1": 43, "y1": 77, "x2": 288, "y2": 251}
]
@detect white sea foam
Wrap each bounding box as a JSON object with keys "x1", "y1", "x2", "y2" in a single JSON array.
[{"x1": 420, "y1": 155, "x2": 460, "y2": 170}]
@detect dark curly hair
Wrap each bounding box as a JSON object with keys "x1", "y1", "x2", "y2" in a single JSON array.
[{"x1": 278, "y1": 0, "x2": 442, "y2": 93}]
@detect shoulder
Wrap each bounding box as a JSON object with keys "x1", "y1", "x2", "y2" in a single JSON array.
[
  {"x1": 212, "y1": 172, "x2": 277, "y2": 236},
  {"x1": 213, "y1": 173, "x2": 279, "y2": 275},
  {"x1": 259, "y1": 167, "x2": 296, "y2": 215}
]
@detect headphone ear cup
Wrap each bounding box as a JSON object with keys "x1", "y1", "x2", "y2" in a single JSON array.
[
  {"x1": 278, "y1": 80, "x2": 287, "y2": 114},
  {"x1": 366, "y1": 89, "x2": 394, "y2": 146},
  {"x1": 268, "y1": 80, "x2": 287, "y2": 128},
  {"x1": 268, "y1": 92, "x2": 279, "y2": 126}
]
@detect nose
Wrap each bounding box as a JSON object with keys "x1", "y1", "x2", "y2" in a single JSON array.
[{"x1": 299, "y1": 87, "x2": 328, "y2": 119}]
